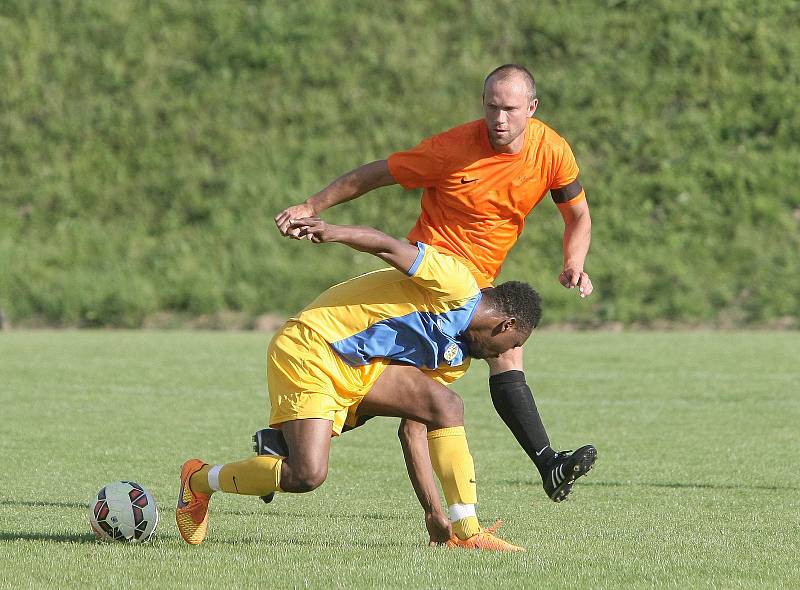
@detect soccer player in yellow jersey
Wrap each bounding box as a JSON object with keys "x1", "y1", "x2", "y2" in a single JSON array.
[
  {"x1": 272, "y1": 64, "x2": 596, "y2": 503},
  {"x1": 177, "y1": 217, "x2": 541, "y2": 551}
]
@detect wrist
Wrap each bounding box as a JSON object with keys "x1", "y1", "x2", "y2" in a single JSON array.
[
  {"x1": 425, "y1": 506, "x2": 446, "y2": 517},
  {"x1": 304, "y1": 198, "x2": 321, "y2": 216}
]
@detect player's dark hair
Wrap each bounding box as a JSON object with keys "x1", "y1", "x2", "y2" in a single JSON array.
[
  {"x1": 486, "y1": 281, "x2": 542, "y2": 334},
  {"x1": 484, "y1": 64, "x2": 537, "y2": 101}
]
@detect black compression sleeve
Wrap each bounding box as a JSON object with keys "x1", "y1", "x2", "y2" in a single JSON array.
[{"x1": 489, "y1": 370, "x2": 555, "y2": 476}]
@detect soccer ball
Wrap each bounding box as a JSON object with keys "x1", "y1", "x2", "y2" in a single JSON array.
[{"x1": 89, "y1": 481, "x2": 159, "y2": 542}]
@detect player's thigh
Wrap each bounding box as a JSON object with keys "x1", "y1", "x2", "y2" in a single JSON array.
[
  {"x1": 357, "y1": 364, "x2": 463, "y2": 427},
  {"x1": 486, "y1": 345, "x2": 525, "y2": 374}
]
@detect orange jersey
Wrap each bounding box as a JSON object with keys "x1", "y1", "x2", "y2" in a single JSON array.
[{"x1": 388, "y1": 118, "x2": 584, "y2": 283}]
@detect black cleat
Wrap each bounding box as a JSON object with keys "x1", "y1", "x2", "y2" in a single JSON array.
[
  {"x1": 542, "y1": 445, "x2": 597, "y2": 502},
  {"x1": 252, "y1": 428, "x2": 289, "y2": 504}
]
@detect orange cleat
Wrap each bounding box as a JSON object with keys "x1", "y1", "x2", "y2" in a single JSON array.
[
  {"x1": 176, "y1": 459, "x2": 211, "y2": 545},
  {"x1": 446, "y1": 520, "x2": 525, "y2": 552}
]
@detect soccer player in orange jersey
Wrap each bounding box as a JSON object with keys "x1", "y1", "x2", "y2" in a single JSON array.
[{"x1": 271, "y1": 64, "x2": 596, "y2": 504}]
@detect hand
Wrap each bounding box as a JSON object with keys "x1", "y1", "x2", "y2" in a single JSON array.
[
  {"x1": 425, "y1": 511, "x2": 452, "y2": 546},
  {"x1": 559, "y1": 268, "x2": 593, "y2": 298},
  {"x1": 287, "y1": 217, "x2": 337, "y2": 243},
  {"x1": 275, "y1": 203, "x2": 316, "y2": 238}
]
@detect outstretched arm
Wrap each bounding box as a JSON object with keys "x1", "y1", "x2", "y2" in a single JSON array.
[
  {"x1": 558, "y1": 197, "x2": 593, "y2": 298},
  {"x1": 398, "y1": 419, "x2": 451, "y2": 545},
  {"x1": 288, "y1": 217, "x2": 420, "y2": 275},
  {"x1": 276, "y1": 160, "x2": 396, "y2": 238}
]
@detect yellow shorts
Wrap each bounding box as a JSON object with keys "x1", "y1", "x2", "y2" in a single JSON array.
[{"x1": 267, "y1": 321, "x2": 389, "y2": 435}]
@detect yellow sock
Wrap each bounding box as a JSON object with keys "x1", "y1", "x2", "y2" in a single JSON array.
[
  {"x1": 219, "y1": 456, "x2": 283, "y2": 495},
  {"x1": 427, "y1": 426, "x2": 477, "y2": 505},
  {"x1": 452, "y1": 516, "x2": 481, "y2": 539},
  {"x1": 189, "y1": 465, "x2": 213, "y2": 495},
  {"x1": 428, "y1": 427, "x2": 480, "y2": 540},
  {"x1": 190, "y1": 456, "x2": 283, "y2": 496}
]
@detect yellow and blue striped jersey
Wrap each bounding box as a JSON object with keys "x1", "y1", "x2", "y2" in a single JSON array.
[{"x1": 293, "y1": 243, "x2": 481, "y2": 377}]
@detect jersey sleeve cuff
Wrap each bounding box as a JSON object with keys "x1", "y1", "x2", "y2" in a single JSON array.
[
  {"x1": 406, "y1": 242, "x2": 427, "y2": 276},
  {"x1": 555, "y1": 189, "x2": 586, "y2": 211},
  {"x1": 387, "y1": 154, "x2": 417, "y2": 190}
]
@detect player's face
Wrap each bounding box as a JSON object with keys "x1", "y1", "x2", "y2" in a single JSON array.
[
  {"x1": 482, "y1": 76, "x2": 538, "y2": 154},
  {"x1": 466, "y1": 322, "x2": 530, "y2": 360}
]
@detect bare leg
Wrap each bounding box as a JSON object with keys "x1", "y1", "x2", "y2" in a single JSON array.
[
  {"x1": 279, "y1": 418, "x2": 333, "y2": 493},
  {"x1": 356, "y1": 364, "x2": 464, "y2": 428},
  {"x1": 357, "y1": 364, "x2": 470, "y2": 543}
]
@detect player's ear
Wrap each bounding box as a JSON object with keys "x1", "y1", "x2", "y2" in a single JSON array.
[
  {"x1": 528, "y1": 98, "x2": 539, "y2": 117},
  {"x1": 492, "y1": 317, "x2": 516, "y2": 335}
]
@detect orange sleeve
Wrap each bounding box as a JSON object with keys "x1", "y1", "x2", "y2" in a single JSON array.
[
  {"x1": 551, "y1": 136, "x2": 580, "y2": 189},
  {"x1": 387, "y1": 135, "x2": 446, "y2": 190}
]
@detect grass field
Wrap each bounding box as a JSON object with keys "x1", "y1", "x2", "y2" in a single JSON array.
[{"x1": 1, "y1": 330, "x2": 798, "y2": 589}]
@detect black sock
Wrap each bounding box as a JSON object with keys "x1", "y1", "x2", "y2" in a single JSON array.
[{"x1": 489, "y1": 370, "x2": 555, "y2": 478}]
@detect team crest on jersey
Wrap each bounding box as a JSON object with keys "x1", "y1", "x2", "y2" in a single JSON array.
[{"x1": 443, "y1": 343, "x2": 459, "y2": 363}]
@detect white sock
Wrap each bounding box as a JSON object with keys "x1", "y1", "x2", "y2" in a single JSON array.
[
  {"x1": 448, "y1": 502, "x2": 476, "y2": 522},
  {"x1": 207, "y1": 464, "x2": 223, "y2": 492}
]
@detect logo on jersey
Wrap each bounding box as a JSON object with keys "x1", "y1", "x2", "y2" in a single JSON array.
[{"x1": 443, "y1": 343, "x2": 459, "y2": 362}]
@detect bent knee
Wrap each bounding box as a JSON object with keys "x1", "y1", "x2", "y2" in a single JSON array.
[
  {"x1": 431, "y1": 390, "x2": 464, "y2": 426},
  {"x1": 282, "y1": 464, "x2": 328, "y2": 493}
]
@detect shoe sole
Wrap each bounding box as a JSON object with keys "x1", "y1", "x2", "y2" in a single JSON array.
[{"x1": 549, "y1": 445, "x2": 597, "y2": 503}]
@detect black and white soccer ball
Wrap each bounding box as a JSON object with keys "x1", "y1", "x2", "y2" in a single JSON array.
[{"x1": 89, "y1": 481, "x2": 159, "y2": 542}]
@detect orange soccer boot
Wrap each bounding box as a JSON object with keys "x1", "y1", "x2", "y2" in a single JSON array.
[
  {"x1": 176, "y1": 459, "x2": 212, "y2": 545},
  {"x1": 446, "y1": 520, "x2": 525, "y2": 552}
]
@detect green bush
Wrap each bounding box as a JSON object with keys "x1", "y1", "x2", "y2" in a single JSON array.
[{"x1": 1, "y1": 0, "x2": 798, "y2": 327}]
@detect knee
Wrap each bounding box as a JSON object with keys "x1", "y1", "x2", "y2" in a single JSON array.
[
  {"x1": 282, "y1": 463, "x2": 328, "y2": 493},
  {"x1": 430, "y1": 389, "x2": 464, "y2": 427}
]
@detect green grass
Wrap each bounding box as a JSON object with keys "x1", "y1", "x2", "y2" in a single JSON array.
[{"x1": 1, "y1": 330, "x2": 798, "y2": 588}]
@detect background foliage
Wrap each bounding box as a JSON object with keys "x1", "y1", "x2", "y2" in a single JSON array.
[{"x1": 1, "y1": 0, "x2": 798, "y2": 327}]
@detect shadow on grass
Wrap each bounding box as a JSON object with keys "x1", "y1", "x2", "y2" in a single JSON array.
[
  {"x1": 251, "y1": 509, "x2": 408, "y2": 522},
  {"x1": 204, "y1": 535, "x2": 409, "y2": 549},
  {"x1": 0, "y1": 500, "x2": 88, "y2": 509},
  {"x1": 0, "y1": 529, "x2": 408, "y2": 549},
  {"x1": 581, "y1": 480, "x2": 800, "y2": 492},
  {"x1": 499, "y1": 479, "x2": 800, "y2": 492},
  {"x1": 1, "y1": 499, "x2": 411, "y2": 522},
  {"x1": 0, "y1": 531, "x2": 98, "y2": 543}
]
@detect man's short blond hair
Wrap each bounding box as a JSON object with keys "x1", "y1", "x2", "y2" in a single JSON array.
[{"x1": 484, "y1": 64, "x2": 537, "y2": 102}]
